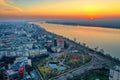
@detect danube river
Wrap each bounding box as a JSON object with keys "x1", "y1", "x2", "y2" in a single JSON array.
[{"x1": 33, "y1": 22, "x2": 120, "y2": 58}]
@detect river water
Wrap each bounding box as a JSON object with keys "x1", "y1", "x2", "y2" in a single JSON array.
[{"x1": 33, "y1": 22, "x2": 120, "y2": 59}]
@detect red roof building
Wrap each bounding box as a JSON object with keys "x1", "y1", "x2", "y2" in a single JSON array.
[{"x1": 70, "y1": 54, "x2": 80, "y2": 60}]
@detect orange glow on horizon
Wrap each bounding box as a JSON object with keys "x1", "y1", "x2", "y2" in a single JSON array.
[{"x1": 1, "y1": 0, "x2": 120, "y2": 19}]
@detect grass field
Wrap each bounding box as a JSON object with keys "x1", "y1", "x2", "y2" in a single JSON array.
[{"x1": 37, "y1": 64, "x2": 51, "y2": 79}]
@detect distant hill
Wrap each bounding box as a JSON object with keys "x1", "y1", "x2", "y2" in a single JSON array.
[{"x1": 46, "y1": 18, "x2": 120, "y2": 29}]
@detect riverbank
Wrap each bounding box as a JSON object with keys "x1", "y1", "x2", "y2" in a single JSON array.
[
  {"x1": 31, "y1": 22, "x2": 120, "y2": 59},
  {"x1": 46, "y1": 19, "x2": 120, "y2": 29}
]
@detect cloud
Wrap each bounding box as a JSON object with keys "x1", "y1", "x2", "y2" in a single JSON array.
[{"x1": 0, "y1": 0, "x2": 22, "y2": 12}]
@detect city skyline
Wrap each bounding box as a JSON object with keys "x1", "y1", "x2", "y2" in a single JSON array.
[{"x1": 1, "y1": 0, "x2": 120, "y2": 19}]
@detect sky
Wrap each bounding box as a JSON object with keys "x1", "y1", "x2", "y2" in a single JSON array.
[{"x1": 0, "y1": 0, "x2": 120, "y2": 19}]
